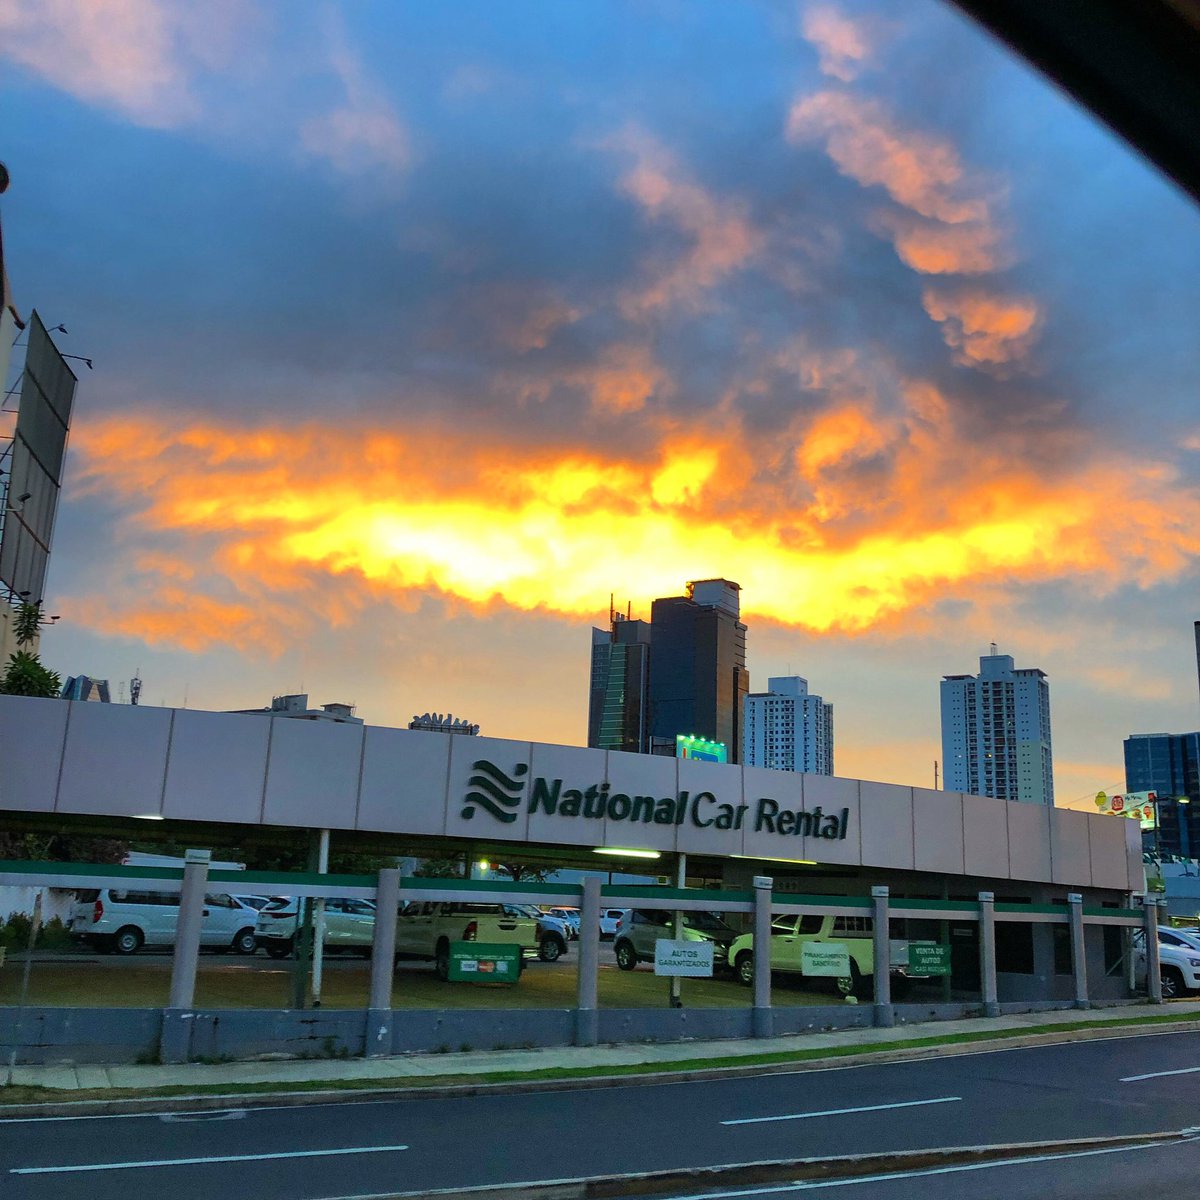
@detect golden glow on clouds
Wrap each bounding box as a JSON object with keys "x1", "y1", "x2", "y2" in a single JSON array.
[
  {"x1": 64, "y1": 403, "x2": 1200, "y2": 654},
  {"x1": 921, "y1": 288, "x2": 1040, "y2": 367}
]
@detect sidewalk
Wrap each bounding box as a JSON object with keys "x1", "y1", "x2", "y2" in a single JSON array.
[{"x1": 9, "y1": 1001, "x2": 1200, "y2": 1095}]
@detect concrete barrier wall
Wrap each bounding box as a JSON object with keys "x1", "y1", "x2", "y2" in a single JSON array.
[
  {"x1": 0, "y1": 1007, "x2": 161, "y2": 1065},
  {"x1": 0, "y1": 998, "x2": 1106, "y2": 1065}
]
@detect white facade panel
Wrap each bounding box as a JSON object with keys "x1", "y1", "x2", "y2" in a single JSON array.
[
  {"x1": 962, "y1": 793, "x2": 1011, "y2": 878},
  {"x1": 912, "y1": 788, "x2": 965, "y2": 875},
  {"x1": 858, "y1": 781, "x2": 914, "y2": 871},
  {"x1": 261, "y1": 717, "x2": 364, "y2": 830},
  {"x1": 356, "y1": 726, "x2": 451, "y2": 837},
  {"x1": 1007, "y1": 802, "x2": 1054, "y2": 883},
  {"x1": 1087, "y1": 813, "x2": 1131, "y2": 892},
  {"x1": 444, "y1": 735, "x2": 532, "y2": 843},
  {"x1": 1050, "y1": 808, "x2": 1093, "y2": 887},
  {"x1": 57, "y1": 701, "x2": 173, "y2": 818},
  {"x1": 677, "y1": 757, "x2": 746, "y2": 857},
  {"x1": 795, "y1": 774, "x2": 860, "y2": 868},
  {"x1": 603, "y1": 750, "x2": 679, "y2": 854},
  {"x1": 526, "y1": 742, "x2": 612, "y2": 850},
  {"x1": 0, "y1": 694, "x2": 68, "y2": 813},
  {"x1": 162, "y1": 710, "x2": 270, "y2": 825}
]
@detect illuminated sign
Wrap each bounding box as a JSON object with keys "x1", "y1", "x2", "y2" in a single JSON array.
[
  {"x1": 1095, "y1": 790, "x2": 1157, "y2": 828},
  {"x1": 676, "y1": 734, "x2": 728, "y2": 763},
  {"x1": 459, "y1": 759, "x2": 850, "y2": 840}
]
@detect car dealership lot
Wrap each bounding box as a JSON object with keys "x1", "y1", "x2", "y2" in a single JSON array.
[{"x1": 0, "y1": 944, "x2": 856, "y2": 1010}]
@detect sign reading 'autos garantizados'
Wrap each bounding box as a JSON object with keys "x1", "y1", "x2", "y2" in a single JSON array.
[{"x1": 462, "y1": 760, "x2": 850, "y2": 841}]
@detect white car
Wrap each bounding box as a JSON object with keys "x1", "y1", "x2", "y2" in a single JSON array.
[
  {"x1": 513, "y1": 906, "x2": 571, "y2": 961},
  {"x1": 1136, "y1": 925, "x2": 1200, "y2": 999},
  {"x1": 69, "y1": 888, "x2": 262, "y2": 955},
  {"x1": 599, "y1": 908, "x2": 627, "y2": 940},
  {"x1": 254, "y1": 897, "x2": 377, "y2": 959},
  {"x1": 544, "y1": 907, "x2": 581, "y2": 939}
]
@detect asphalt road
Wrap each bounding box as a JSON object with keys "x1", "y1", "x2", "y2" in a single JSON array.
[{"x1": 3, "y1": 1030, "x2": 1199, "y2": 1199}]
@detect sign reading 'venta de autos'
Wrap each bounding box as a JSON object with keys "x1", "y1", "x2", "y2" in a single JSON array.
[{"x1": 460, "y1": 760, "x2": 850, "y2": 843}]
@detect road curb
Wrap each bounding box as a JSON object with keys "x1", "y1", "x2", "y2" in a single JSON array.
[
  {"x1": 325, "y1": 1132, "x2": 1195, "y2": 1199},
  {"x1": 3, "y1": 1017, "x2": 1199, "y2": 1119}
]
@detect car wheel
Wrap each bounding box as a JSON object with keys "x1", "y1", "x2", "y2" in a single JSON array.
[
  {"x1": 266, "y1": 940, "x2": 293, "y2": 960},
  {"x1": 539, "y1": 935, "x2": 565, "y2": 963},
  {"x1": 614, "y1": 940, "x2": 638, "y2": 971},
  {"x1": 435, "y1": 940, "x2": 450, "y2": 981},
  {"x1": 113, "y1": 926, "x2": 143, "y2": 956},
  {"x1": 232, "y1": 928, "x2": 257, "y2": 956},
  {"x1": 736, "y1": 951, "x2": 754, "y2": 987},
  {"x1": 1161, "y1": 966, "x2": 1184, "y2": 1000}
]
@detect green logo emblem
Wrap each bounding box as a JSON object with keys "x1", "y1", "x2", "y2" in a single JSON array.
[{"x1": 461, "y1": 760, "x2": 527, "y2": 823}]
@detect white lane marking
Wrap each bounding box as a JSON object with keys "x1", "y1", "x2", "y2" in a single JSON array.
[
  {"x1": 662, "y1": 1137, "x2": 1172, "y2": 1198},
  {"x1": 722, "y1": 1096, "x2": 961, "y2": 1126},
  {"x1": 10, "y1": 1144, "x2": 409, "y2": 1175},
  {"x1": 1121, "y1": 1065, "x2": 1200, "y2": 1082},
  {"x1": 0, "y1": 1102, "x2": 336, "y2": 1125}
]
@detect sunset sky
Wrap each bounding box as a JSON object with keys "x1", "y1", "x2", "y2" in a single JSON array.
[{"x1": 3, "y1": 0, "x2": 1199, "y2": 808}]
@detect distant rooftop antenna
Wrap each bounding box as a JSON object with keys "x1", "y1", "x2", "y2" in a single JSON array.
[
  {"x1": 989, "y1": 642, "x2": 998, "y2": 655},
  {"x1": 130, "y1": 670, "x2": 142, "y2": 706}
]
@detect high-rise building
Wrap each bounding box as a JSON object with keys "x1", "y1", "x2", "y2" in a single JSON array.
[
  {"x1": 1125, "y1": 732, "x2": 1200, "y2": 859},
  {"x1": 743, "y1": 676, "x2": 833, "y2": 775},
  {"x1": 587, "y1": 608, "x2": 652, "y2": 753},
  {"x1": 940, "y1": 651, "x2": 1053, "y2": 804},
  {"x1": 648, "y1": 579, "x2": 748, "y2": 762}
]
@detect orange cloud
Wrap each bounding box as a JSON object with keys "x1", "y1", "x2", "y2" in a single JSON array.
[
  {"x1": 611, "y1": 131, "x2": 762, "y2": 316},
  {"x1": 61, "y1": 400, "x2": 1200, "y2": 655},
  {"x1": 870, "y1": 210, "x2": 1009, "y2": 275},
  {"x1": 921, "y1": 287, "x2": 1040, "y2": 367},
  {"x1": 800, "y1": 5, "x2": 875, "y2": 82},
  {"x1": 584, "y1": 344, "x2": 670, "y2": 413},
  {"x1": 787, "y1": 91, "x2": 992, "y2": 225}
]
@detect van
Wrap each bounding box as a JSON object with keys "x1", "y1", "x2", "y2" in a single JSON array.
[{"x1": 69, "y1": 889, "x2": 262, "y2": 955}]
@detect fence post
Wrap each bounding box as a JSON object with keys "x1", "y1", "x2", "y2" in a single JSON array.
[
  {"x1": 1143, "y1": 897, "x2": 1163, "y2": 1003},
  {"x1": 576, "y1": 877, "x2": 601, "y2": 1046},
  {"x1": 978, "y1": 891, "x2": 999, "y2": 1017},
  {"x1": 1068, "y1": 893, "x2": 1088, "y2": 1009},
  {"x1": 365, "y1": 868, "x2": 400, "y2": 1057},
  {"x1": 752, "y1": 875, "x2": 773, "y2": 1037},
  {"x1": 161, "y1": 849, "x2": 210, "y2": 1064},
  {"x1": 872, "y1": 886, "x2": 893, "y2": 1027}
]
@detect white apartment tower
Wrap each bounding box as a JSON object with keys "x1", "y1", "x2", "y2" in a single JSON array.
[
  {"x1": 743, "y1": 676, "x2": 834, "y2": 775},
  {"x1": 940, "y1": 652, "x2": 1053, "y2": 805}
]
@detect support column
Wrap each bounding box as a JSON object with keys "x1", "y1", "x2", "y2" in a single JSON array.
[
  {"x1": 1144, "y1": 897, "x2": 1163, "y2": 1003},
  {"x1": 670, "y1": 853, "x2": 686, "y2": 1009},
  {"x1": 366, "y1": 867, "x2": 400, "y2": 1057},
  {"x1": 752, "y1": 875, "x2": 772, "y2": 1038},
  {"x1": 872, "y1": 885, "x2": 893, "y2": 1028},
  {"x1": 311, "y1": 829, "x2": 331, "y2": 1008},
  {"x1": 1068, "y1": 892, "x2": 1088, "y2": 1010},
  {"x1": 161, "y1": 849, "x2": 210, "y2": 1064},
  {"x1": 978, "y1": 891, "x2": 999, "y2": 1017},
  {"x1": 575, "y1": 877, "x2": 601, "y2": 1046}
]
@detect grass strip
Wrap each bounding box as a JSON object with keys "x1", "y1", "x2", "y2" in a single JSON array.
[{"x1": 2, "y1": 1008, "x2": 1197, "y2": 1107}]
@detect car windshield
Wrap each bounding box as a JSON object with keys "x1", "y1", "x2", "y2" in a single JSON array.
[{"x1": 684, "y1": 911, "x2": 734, "y2": 933}]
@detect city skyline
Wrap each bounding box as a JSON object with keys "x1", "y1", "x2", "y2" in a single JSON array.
[{"x1": 3, "y1": 0, "x2": 1200, "y2": 808}]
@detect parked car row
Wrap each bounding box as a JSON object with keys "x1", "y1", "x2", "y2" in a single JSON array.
[{"x1": 612, "y1": 909, "x2": 926, "y2": 998}]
